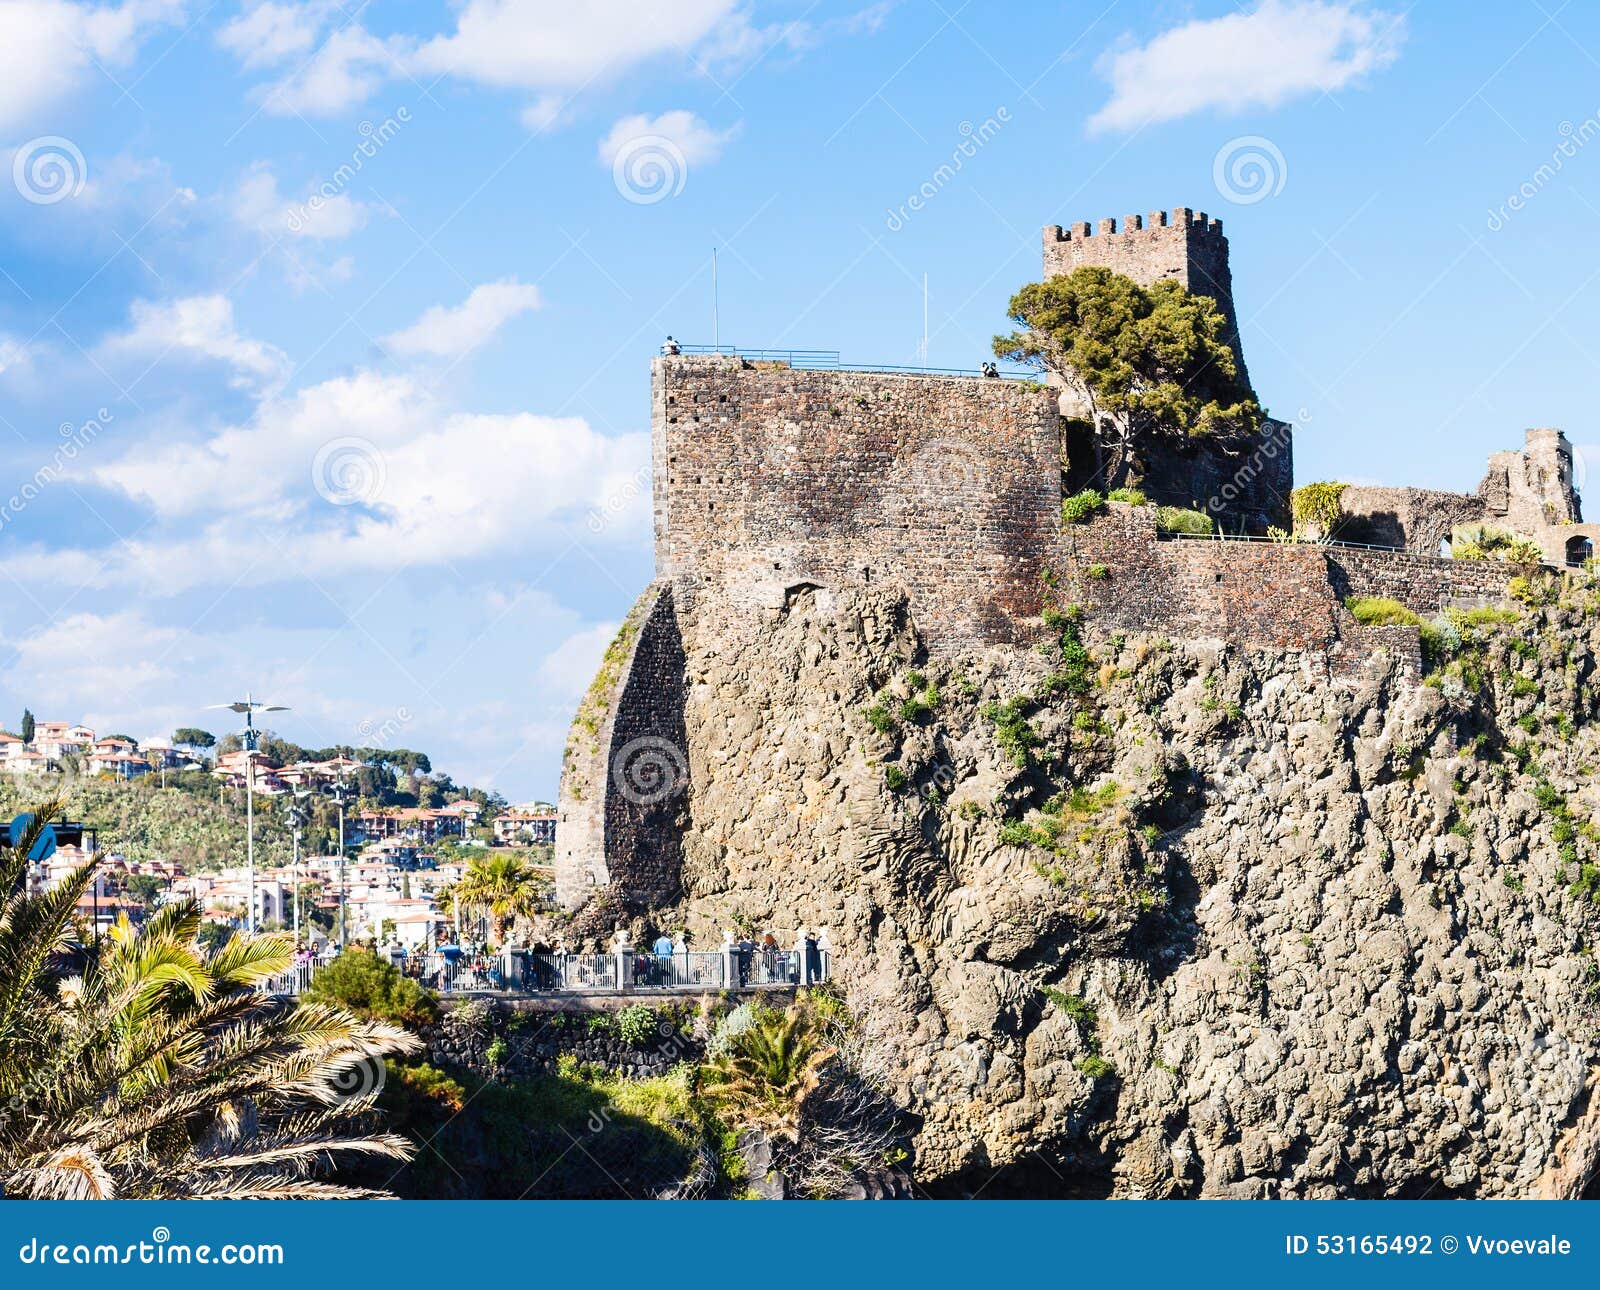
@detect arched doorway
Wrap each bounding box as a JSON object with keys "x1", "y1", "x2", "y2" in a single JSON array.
[{"x1": 1566, "y1": 535, "x2": 1592, "y2": 568}]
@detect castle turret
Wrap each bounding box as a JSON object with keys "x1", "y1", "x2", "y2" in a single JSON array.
[
  {"x1": 1480, "y1": 428, "x2": 1582, "y2": 529},
  {"x1": 1043, "y1": 209, "x2": 1248, "y2": 391}
]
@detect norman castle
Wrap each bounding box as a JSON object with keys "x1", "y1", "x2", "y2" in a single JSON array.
[{"x1": 555, "y1": 207, "x2": 1593, "y2": 911}]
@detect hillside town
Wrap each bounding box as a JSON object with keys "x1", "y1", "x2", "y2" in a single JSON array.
[{"x1": 5, "y1": 714, "x2": 557, "y2": 952}]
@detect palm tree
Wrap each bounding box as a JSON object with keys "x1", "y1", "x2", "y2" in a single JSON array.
[
  {"x1": 453, "y1": 853, "x2": 542, "y2": 945},
  {"x1": 699, "y1": 997, "x2": 907, "y2": 1197},
  {"x1": 699, "y1": 1002, "x2": 837, "y2": 1144},
  {"x1": 0, "y1": 804, "x2": 420, "y2": 1198}
]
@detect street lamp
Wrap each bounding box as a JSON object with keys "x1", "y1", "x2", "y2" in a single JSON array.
[
  {"x1": 325, "y1": 772, "x2": 353, "y2": 951},
  {"x1": 206, "y1": 695, "x2": 289, "y2": 935},
  {"x1": 285, "y1": 789, "x2": 312, "y2": 947}
]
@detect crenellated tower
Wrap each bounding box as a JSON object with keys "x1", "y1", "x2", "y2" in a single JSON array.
[{"x1": 1043, "y1": 209, "x2": 1248, "y2": 391}]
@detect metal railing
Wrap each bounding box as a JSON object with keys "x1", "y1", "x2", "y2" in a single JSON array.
[
  {"x1": 407, "y1": 947, "x2": 831, "y2": 995},
  {"x1": 256, "y1": 946, "x2": 833, "y2": 998},
  {"x1": 259, "y1": 957, "x2": 323, "y2": 997},
  {"x1": 1160, "y1": 530, "x2": 1563, "y2": 568},
  {"x1": 674, "y1": 343, "x2": 1039, "y2": 382},
  {"x1": 1159, "y1": 530, "x2": 1406, "y2": 553}
]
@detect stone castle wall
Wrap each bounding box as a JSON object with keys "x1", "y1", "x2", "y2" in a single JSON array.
[
  {"x1": 1058, "y1": 506, "x2": 1516, "y2": 654},
  {"x1": 555, "y1": 583, "x2": 688, "y2": 911},
  {"x1": 653, "y1": 355, "x2": 1060, "y2": 654}
]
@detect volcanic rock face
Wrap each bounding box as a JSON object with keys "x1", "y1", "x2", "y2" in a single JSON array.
[{"x1": 604, "y1": 582, "x2": 1600, "y2": 1198}]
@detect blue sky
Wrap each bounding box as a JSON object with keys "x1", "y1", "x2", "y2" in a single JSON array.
[{"x1": 1, "y1": 0, "x2": 1598, "y2": 798}]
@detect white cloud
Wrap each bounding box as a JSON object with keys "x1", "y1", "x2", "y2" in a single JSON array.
[
  {"x1": 231, "y1": 161, "x2": 370, "y2": 240},
  {"x1": 1089, "y1": 0, "x2": 1404, "y2": 133},
  {"x1": 598, "y1": 109, "x2": 739, "y2": 167},
  {"x1": 216, "y1": 0, "x2": 324, "y2": 69},
  {"x1": 0, "y1": 0, "x2": 184, "y2": 130},
  {"x1": 0, "y1": 334, "x2": 32, "y2": 377},
  {"x1": 261, "y1": 23, "x2": 401, "y2": 116},
  {"x1": 100, "y1": 295, "x2": 289, "y2": 391},
  {"x1": 247, "y1": 0, "x2": 758, "y2": 119},
  {"x1": 62, "y1": 365, "x2": 650, "y2": 592},
  {"x1": 413, "y1": 0, "x2": 739, "y2": 91},
  {"x1": 4, "y1": 610, "x2": 193, "y2": 711},
  {"x1": 380, "y1": 280, "x2": 541, "y2": 360},
  {"x1": 520, "y1": 94, "x2": 569, "y2": 133},
  {"x1": 535, "y1": 621, "x2": 622, "y2": 705}
]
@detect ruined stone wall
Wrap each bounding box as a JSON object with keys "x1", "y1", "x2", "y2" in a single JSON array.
[
  {"x1": 1334, "y1": 485, "x2": 1486, "y2": 555},
  {"x1": 653, "y1": 355, "x2": 1060, "y2": 654},
  {"x1": 1482, "y1": 428, "x2": 1581, "y2": 534}
]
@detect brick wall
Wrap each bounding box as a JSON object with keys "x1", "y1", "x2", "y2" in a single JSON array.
[
  {"x1": 653, "y1": 356, "x2": 1060, "y2": 654},
  {"x1": 1058, "y1": 507, "x2": 1516, "y2": 648}
]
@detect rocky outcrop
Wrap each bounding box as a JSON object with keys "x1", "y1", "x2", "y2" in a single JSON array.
[{"x1": 566, "y1": 576, "x2": 1600, "y2": 1198}]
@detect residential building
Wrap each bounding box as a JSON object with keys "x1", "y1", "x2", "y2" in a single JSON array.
[{"x1": 493, "y1": 808, "x2": 557, "y2": 845}]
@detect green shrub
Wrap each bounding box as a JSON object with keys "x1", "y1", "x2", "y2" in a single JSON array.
[
  {"x1": 1419, "y1": 614, "x2": 1461, "y2": 667},
  {"x1": 1155, "y1": 506, "x2": 1215, "y2": 536},
  {"x1": 862, "y1": 703, "x2": 895, "y2": 735},
  {"x1": 1290, "y1": 481, "x2": 1346, "y2": 534},
  {"x1": 1106, "y1": 487, "x2": 1146, "y2": 505},
  {"x1": 1076, "y1": 1055, "x2": 1114, "y2": 1079},
  {"x1": 1061, "y1": 488, "x2": 1104, "y2": 525},
  {"x1": 897, "y1": 674, "x2": 939, "y2": 724},
  {"x1": 304, "y1": 948, "x2": 439, "y2": 1029},
  {"x1": 1344, "y1": 596, "x2": 1421, "y2": 627},
  {"x1": 1087, "y1": 563, "x2": 1110, "y2": 580},
  {"x1": 984, "y1": 697, "x2": 1042, "y2": 766},
  {"x1": 884, "y1": 765, "x2": 908, "y2": 791},
  {"x1": 615, "y1": 1004, "x2": 658, "y2": 1047},
  {"x1": 998, "y1": 819, "x2": 1033, "y2": 847},
  {"x1": 485, "y1": 1036, "x2": 509, "y2": 1066}
]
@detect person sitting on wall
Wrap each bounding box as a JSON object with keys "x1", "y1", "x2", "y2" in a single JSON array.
[{"x1": 662, "y1": 335, "x2": 681, "y2": 355}]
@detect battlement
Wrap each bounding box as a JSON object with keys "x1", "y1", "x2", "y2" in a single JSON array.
[{"x1": 1044, "y1": 208, "x2": 1226, "y2": 242}]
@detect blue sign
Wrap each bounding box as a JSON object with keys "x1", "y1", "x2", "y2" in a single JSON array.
[{"x1": 8, "y1": 813, "x2": 57, "y2": 864}]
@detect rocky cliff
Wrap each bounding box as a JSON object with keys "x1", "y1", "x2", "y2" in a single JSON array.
[{"x1": 571, "y1": 577, "x2": 1600, "y2": 1198}]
